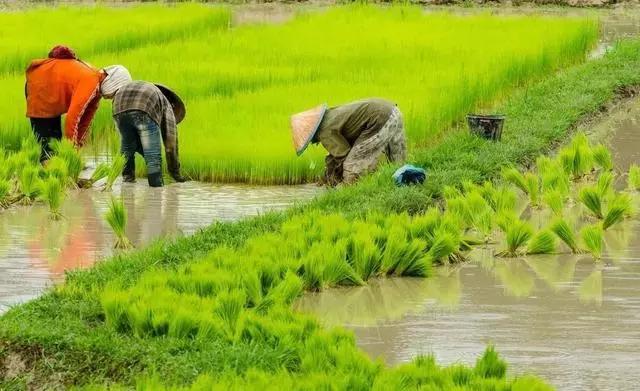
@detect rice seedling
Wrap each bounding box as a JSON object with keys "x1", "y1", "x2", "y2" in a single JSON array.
[
  {"x1": 497, "y1": 219, "x2": 533, "y2": 257},
  {"x1": 45, "y1": 156, "x2": 68, "y2": 182},
  {"x1": 543, "y1": 190, "x2": 565, "y2": 216},
  {"x1": 104, "y1": 197, "x2": 133, "y2": 249},
  {"x1": 525, "y1": 173, "x2": 541, "y2": 207},
  {"x1": 104, "y1": 154, "x2": 127, "y2": 191},
  {"x1": 581, "y1": 224, "x2": 604, "y2": 260},
  {"x1": 550, "y1": 218, "x2": 583, "y2": 254},
  {"x1": 41, "y1": 177, "x2": 65, "y2": 220},
  {"x1": 51, "y1": 140, "x2": 83, "y2": 186},
  {"x1": 86, "y1": 162, "x2": 110, "y2": 188},
  {"x1": 18, "y1": 166, "x2": 41, "y2": 204},
  {"x1": 502, "y1": 167, "x2": 528, "y2": 194},
  {"x1": 592, "y1": 144, "x2": 613, "y2": 171},
  {"x1": 602, "y1": 193, "x2": 633, "y2": 230},
  {"x1": 493, "y1": 186, "x2": 518, "y2": 214},
  {"x1": 596, "y1": 171, "x2": 614, "y2": 198},
  {"x1": 628, "y1": 164, "x2": 640, "y2": 191},
  {"x1": 526, "y1": 229, "x2": 557, "y2": 255},
  {"x1": 578, "y1": 185, "x2": 603, "y2": 219},
  {"x1": 558, "y1": 138, "x2": 594, "y2": 180}
]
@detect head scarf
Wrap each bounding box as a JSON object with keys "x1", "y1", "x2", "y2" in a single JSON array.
[
  {"x1": 48, "y1": 45, "x2": 77, "y2": 60},
  {"x1": 100, "y1": 65, "x2": 132, "y2": 97}
]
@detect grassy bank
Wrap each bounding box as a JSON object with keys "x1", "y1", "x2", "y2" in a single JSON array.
[{"x1": 1, "y1": 35, "x2": 639, "y2": 389}]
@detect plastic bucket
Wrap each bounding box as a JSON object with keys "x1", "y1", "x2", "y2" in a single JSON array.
[{"x1": 466, "y1": 114, "x2": 505, "y2": 141}]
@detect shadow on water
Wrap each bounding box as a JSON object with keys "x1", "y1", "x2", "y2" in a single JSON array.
[{"x1": 0, "y1": 180, "x2": 321, "y2": 313}]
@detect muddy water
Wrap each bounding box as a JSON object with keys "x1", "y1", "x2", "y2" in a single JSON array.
[
  {"x1": 297, "y1": 226, "x2": 640, "y2": 391},
  {"x1": 0, "y1": 181, "x2": 320, "y2": 313},
  {"x1": 297, "y1": 98, "x2": 640, "y2": 390}
]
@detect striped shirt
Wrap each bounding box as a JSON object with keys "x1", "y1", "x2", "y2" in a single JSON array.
[{"x1": 113, "y1": 81, "x2": 180, "y2": 175}]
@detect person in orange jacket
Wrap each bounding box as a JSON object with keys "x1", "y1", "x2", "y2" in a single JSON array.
[{"x1": 25, "y1": 45, "x2": 106, "y2": 161}]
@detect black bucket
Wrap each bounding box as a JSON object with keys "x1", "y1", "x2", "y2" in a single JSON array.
[{"x1": 466, "y1": 114, "x2": 505, "y2": 141}]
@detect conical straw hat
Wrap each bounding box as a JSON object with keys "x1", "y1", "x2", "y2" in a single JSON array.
[{"x1": 290, "y1": 104, "x2": 327, "y2": 156}]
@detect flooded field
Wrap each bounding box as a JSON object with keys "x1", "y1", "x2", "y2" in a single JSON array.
[
  {"x1": 0, "y1": 181, "x2": 320, "y2": 313},
  {"x1": 297, "y1": 97, "x2": 640, "y2": 390}
]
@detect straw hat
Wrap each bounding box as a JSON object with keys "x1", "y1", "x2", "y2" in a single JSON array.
[
  {"x1": 290, "y1": 104, "x2": 327, "y2": 156},
  {"x1": 155, "y1": 84, "x2": 186, "y2": 124}
]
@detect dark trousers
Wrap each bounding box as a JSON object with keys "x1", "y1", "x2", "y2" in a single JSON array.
[
  {"x1": 30, "y1": 117, "x2": 62, "y2": 162},
  {"x1": 114, "y1": 110, "x2": 164, "y2": 187}
]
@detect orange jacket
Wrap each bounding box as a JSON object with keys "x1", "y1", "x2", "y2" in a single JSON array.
[{"x1": 26, "y1": 58, "x2": 104, "y2": 146}]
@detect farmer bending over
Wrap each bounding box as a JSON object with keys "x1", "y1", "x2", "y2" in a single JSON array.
[
  {"x1": 290, "y1": 98, "x2": 407, "y2": 185},
  {"x1": 25, "y1": 45, "x2": 106, "y2": 161},
  {"x1": 100, "y1": 65, "x2": 186, "y2": 187}
]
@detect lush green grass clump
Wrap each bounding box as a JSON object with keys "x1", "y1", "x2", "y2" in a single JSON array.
[{"x1": 0, "y1": 5, "x2": 597, "y2": 183}]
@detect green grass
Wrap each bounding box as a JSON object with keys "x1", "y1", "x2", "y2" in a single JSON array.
[{"x1": 3, "y1": 12, "x2": 640, "y2": 391}]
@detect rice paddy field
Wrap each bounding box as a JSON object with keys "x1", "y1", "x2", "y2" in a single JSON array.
[
  {"x1": 5, "y1": 2, "x2": 640, "y2": 390},
  {"x1": 0, "y1": 4, "x2": 598, "y2": 183}
]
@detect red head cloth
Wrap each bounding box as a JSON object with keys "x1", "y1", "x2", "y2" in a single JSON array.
[{"x1": 48, "y1": 45, "x2": 77, "y2": 60}]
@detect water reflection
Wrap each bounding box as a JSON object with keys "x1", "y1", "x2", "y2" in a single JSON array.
[{"x1": 0, "y1": 181, "x2": 320, "y2": 313}]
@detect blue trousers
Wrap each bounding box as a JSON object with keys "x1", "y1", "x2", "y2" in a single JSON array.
[{"x1": 114, "y1": 110, "x2": 164, "y2": 187}]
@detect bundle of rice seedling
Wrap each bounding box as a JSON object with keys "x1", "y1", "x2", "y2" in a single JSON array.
[
  {"x1": 41, "y1": 177, "x2": 65, "y2": 220},
  {"x1": 87, "y1": 162, "x2": 110, "y2": 188},
  {"x1": 596, "y1": 171, "x2": 614, "y2": 198},
  {"x1": 526, "y1": 229, "x2": 556, "y2": 255},
  {"x1": 349, "y1": 231, "x2": 382, "y2": 281},
  {"x1": 550, "y1": 218, "x2": 582, "y2": 253},
  {"x1": 602, "y1": 193, "x2": 633, "y2": 230},
  {"x1": 502, "y1": 167, "x2": 528, "y2": 194},
  {"x1": 525, "y1": 173, "x2": 540, "y2": 207},
  {"x1": 104, "y1": 197, "x2": 133, "y2": 249},
  {"x1": 559, "y1": 138, "x2": 593, "y2": 180},
  {"x1": 20, "y1": 137, "x2": 41, "y2": 165},
  {"x1": 581, "y1": 224, "x2": 604, "y2": 260},
  {"x1": 497, "y1": 219, "x2": 533, "y2": 257},
  {"x1": 578, "y1": 186, "x2": 603, "y2": 219},
  {"x1": 105, "y1": 154, "x2": 127, "y2": 191},
  {"x1": 213, "y1": 290, "x2": 246, "y2": 340},
  {"x1": 19, "y1": 166, "x2": 42, "y2": 204},
  {"x1": 628, "y1": 164, "x2": 640, "y2": 191},
  {"x1": 493, "y1": 186, "x2": 517, "y2": 213},
  {"x1": 543, "y1": 190, "x2": 565, "y2": 216},
  {"x1": 51, "y1": 140, "x2": 83, "y2": 185},
  {"x1": 592, "y1": 144, "x2": 613, "y2": 171},
  {"x1": 495, "y1": 211, "x2": 518, "y2": 233},
  {"x1": 45, "y1": 156, "x2": 68, "y2": 182},
  {"x1": 426, "y1": 232, "x2": 457, "y2": 265}
]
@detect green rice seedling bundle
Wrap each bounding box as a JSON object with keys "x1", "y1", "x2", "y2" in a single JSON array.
[
  {"x1": 18, "y1": 166, "x2": 42, "y2": 204},
  {"x1": 540, "y1": 160, "x2": 571, "y2": 198},
  {"x1": 592, "y1": 144, "x2": 613, "y2": 171},
  {"x1": 104, "y1": 197, "x2": 133, "y2": 249},
  {"x1": 550, "y1": 218, "x2": 583, "y2": 254},
  {"x1": 526, "y1": 229, "x2": 557, "y2": 255},
  {"x1": 45, "y1": 156, "x2": 68, "y2": 182},
  {"x1": 51, "y1": 140, "x2": 83, "y2": 186},
  {"x1": 85, "y1": 162, "x2": 110, "y2": 188},
  {"x1": 581, "y1": 224, "x2": 604, "y2": 260},
  {"x1": 497, "y1": 219, "x2": 534, "y2": 257},
  {"x1": 502, "y1": 167, "x2": 529, "y2": 195},
  {"x1": 596, "y1": 171, "x2": 614, "y2": 198},
  {"x1": 628, "y1": 164, "x2": 640, "y2": 191},
  {"x1": 41, "y1": 177, "x2": 65, "y2": 220},
  {"x1": 104, "y1": 154, "x2": 127, "y2": 191},
  {"x1": 348, "y1": 229, "x2": 383, "y2": 281},
  {"x1": 602, "y1": 193, "x2": 633, "y2": 230},
  {"x1": 578, "y1": 185, "x2": 603, "y2": 219},
  {"x1": 4, "y1": 5, "x2": 593, "y2": 184},
  {"x1": 525, "y1": 173, "x2": 541, "y2": 207},
  {"x1": 493, "y1": 186, "x2": 518, "y2": 214},
  {"x1": 495, "y1": 211, "x2": 518, "y2": 233},
  {"x1": 559, "y1": 135, "x2": 594, "y2": 180},
  {"x1": 543, "y1": 190, "x2": 565, "y2": 216}
]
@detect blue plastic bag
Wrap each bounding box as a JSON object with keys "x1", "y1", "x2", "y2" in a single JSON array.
[{"x1": 393, "y1": 164, "x2": 426, "y2": 186}]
